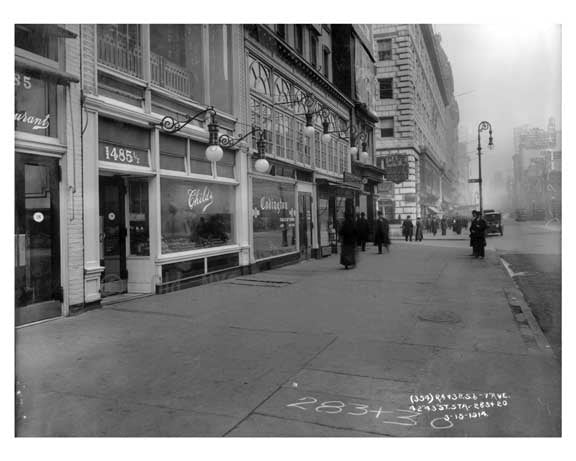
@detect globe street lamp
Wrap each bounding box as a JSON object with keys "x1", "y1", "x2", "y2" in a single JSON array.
[{"x1": 476, "y1": 121, "x2": 494, "y2": 214}]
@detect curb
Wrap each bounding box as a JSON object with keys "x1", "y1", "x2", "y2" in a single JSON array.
[{"x1": 499, "y1": 257, "x2": 556, "y2": 359}]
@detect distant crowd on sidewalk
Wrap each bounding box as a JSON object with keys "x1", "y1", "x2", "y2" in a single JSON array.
[{"x1": 337, "y1": 210, "x2": 486, "y2": 270}]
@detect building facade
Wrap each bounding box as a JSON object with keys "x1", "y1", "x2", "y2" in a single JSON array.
[
  {"x1": 15, "y1": 23, "x2": 383, "y2": 325},
  {"x1": 15, "y1": 24, "x2": 82, "y2": 325},
  {"x1": 372, "y1": 24, "x2": 459, "y2": 221},
  {"x1": 512, "y1": 118, "x2": 561, "y2": 219}
]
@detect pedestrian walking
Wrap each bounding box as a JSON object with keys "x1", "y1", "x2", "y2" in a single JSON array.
[
  {"x1": 339, "y1": 212, "x2": 358, "y2": 269},
  {"x1": 374, "y1": 211, "x2": 390, "y2": 254},
  {"x1": 402, "y1": 215, "x2": 414, "y2": 241},
  {"x1": 469, "y1": 210, "x2": 487, "y2": 258},
  {"x1": 415, "y1": 217, "x2": 424, "y2": 241},
  {"x1": 356, "y1": 212, "x2": 370, "y2": 252},
  {"x1": 430, "y1": 217, "x2": 438, "y2": 236},
  {"x1": 440, "y1": 217, "x2": 447, "y2": 236}
]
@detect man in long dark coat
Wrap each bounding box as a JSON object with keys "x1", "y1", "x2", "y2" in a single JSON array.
[
  {"x1": 356, "y1": 212, "x2": 370, "y2": 252},
  {"x1": 469, "y1": 210, "x2": 488, "y2": 258},
  {"x1": 402, "y1": 215, "x2": 414, "y2": 241},
  {"x1": 415, "y1": 217, "x2": 424, "y2": 241},
  {"x1": 374, "y1": 211, "x2": 390, "y2": 254},
  {"x1": 339, "y1": 212, "x2": 358, "y2": 269}
]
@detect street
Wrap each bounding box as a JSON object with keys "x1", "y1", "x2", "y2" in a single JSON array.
[
  {"x1": 487, "y1": 219, "x2": 561, "y2": 361},
  {"x1": 16, "y1": 238, "x2": 561, "y2": 437}
]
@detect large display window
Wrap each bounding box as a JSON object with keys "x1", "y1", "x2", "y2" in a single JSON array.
[
  {"x1": 252, "y1": 178, "x2": 297, "y2": 260},
  {"x1": 161, "y1": 179, "x2": 235, "y2": 254}
]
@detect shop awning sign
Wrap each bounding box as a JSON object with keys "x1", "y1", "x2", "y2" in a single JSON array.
[{"x1": 383, "y1": 154, "x2": 409, "y2": 184}]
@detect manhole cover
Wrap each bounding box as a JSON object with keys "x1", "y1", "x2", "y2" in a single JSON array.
[{"x1": 417, "y1": 311, "x2": 462, "y2": 324}]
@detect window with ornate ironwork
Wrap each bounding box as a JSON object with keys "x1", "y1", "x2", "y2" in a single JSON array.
[
  {"x1": 320, "y1": 135, "x2": 327, "y2": 170},
  {"x1": 327, "y1": 137, "x2": 334, "y2": 171},
  {"x1": 377, "y1": 39, "x2": 392, "y2": 61},
  {"x1": 97, "y1": 24, "x2": 143, "y2": 78},
  {"x1": 314, "y1": 131, "x2": 321, "y2": 168},
  {"x1": 295, "y1": 119, "x2": 304, "y2": 163},
  {"x1": 274, "y1": 76, "x2": 292, "y2": 105},
  {"x1": 274, "y1": 111, "x2": 287, "y2": 158},
  {"x1": 338, "y1": 141, "x2": 345, "y2": 173},
  {"x1": 304, "y1": 132, "x2": 312, "y2": 166},
  {"x1": 250, "y1": 96, "x2": 273, "y2": 154},
  {"x1": 286, "y1": 117, "x2": 295, "y2": 160},
  {"x1": 249, "y1": 58, "x2": 271, "y2": 95}
]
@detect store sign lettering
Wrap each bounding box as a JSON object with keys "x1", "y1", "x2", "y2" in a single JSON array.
[
  {"x1": 187, "y1": 186, "x2": 214, "y2": 213},
  {"x1": 98, "y1": 142, "x2": 150, "y2": 167},
  {"x1": 260, "y1": 196, "x2": 288, "y2": 213},
  {"x1": 14, "y1": 111, "x2": 50, "y2": 130}
]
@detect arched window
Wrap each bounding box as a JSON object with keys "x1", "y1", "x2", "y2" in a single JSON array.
[
  {"x1": 249, "y1": 58, "x2": 270, "y2": 95},
  {"x1": 274, "y1": 76, "x2": 291, "y2": 105}
]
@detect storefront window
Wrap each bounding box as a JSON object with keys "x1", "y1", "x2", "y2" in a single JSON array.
[
  {"x1": 15, "y1": 73, "x2": 58, "y2": 137},
  {"x1": 252, "y1": 178, "x2": 296, "y2": 260},
  {"x1": 189, "y1": 140, "x2": 213, "y2": 175},
  {"x1": 161, "y1": 179, "x2": 235, "y2": 254},
  {"x1": 128, "y1": 180, "x2": 150, "y2": 256}
]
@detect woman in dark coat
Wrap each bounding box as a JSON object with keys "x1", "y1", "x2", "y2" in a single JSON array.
[{"x1": 339, "y1": 212, "x2": 358, "y2": 269}]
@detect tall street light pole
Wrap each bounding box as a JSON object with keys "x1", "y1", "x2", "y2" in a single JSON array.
[{"x1": 477, "y1": 121, "x2": 494, "y2": 214}]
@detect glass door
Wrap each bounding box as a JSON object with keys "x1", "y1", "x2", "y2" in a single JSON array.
[
  {"x1": 298, "y1": 192, "x2": 313, "y2": 259},
  {"x1": 15, "y1": 154, "x2": 61, "y2": 326},
  {"x1": 99, "y1": 176, "x2": 128, "y2": 297}
]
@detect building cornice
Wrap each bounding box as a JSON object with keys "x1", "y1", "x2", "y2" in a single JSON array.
[{"x1": 419, "y1": 25, "x2": 449, "y2": 106}]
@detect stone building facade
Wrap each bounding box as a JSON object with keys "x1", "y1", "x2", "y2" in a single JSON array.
[{"x1": 372, "y1": 24, "x2": 459, "y2": 221}]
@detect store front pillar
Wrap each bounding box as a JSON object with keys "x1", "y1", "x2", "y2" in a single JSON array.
[{"x1": 82, "y1": 109, "x2": 104, "y2": 303}]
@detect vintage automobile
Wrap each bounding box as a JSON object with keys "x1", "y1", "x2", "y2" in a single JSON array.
[{"x1": 483, "y1": 210, "x2": 503, "y2": 236}]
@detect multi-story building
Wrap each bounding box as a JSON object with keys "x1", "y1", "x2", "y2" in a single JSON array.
[
  {"x1": 372, "y1": 24, "x2": 459, "y2": 221},
  {"x1": 512, "y1": 118, "x2": 561, "y2": 218},
  {"x1": 15, "y1": 24, "x2": 82, "y2": 325},
  {"x1": 15, "y1": 23, "x2": 382, "y2": 324}
]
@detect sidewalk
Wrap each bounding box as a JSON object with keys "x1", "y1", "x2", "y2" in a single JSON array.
[{"x1": 15, "y1": 242, "x2": 560, "y2": 437}]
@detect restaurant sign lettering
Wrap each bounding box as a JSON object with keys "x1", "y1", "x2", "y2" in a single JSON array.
[{"x1": 383, "y1": 154, "x2": 409, "y2": 184}]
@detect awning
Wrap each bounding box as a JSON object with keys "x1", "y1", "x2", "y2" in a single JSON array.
[
  {"x1": 427, "y1": 206, "x2": 441, "y2": 214},
  {"x1": 15, "y1": 55, "x2": 79, "y2": 85},
  {"x1": 316, "y1": 178, "x2": 361, "y2": 192}
]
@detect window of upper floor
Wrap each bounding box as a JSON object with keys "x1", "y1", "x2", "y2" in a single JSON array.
[
  {"x1": 377, "y1": 39, "x2": 392, "y2": 61},
  {"x1": 294, "y1": 25, "x2": 304, "y2": 55},
  {"x1": 380, "y1": 117, "x2": 394, "y2": 137},
  {"x1": 322, "y1": 46, "x2": 330, "y2": 79},
  {"x1": 309, "y1": 31, "x2": 318, "y2": 68},
  {"x1": 97, "y1": 24, "x2": 234, "y2": 115},
  {"x1": 379, "y1": 78, "x2": 393, "y2": 99},
  {"x1": 276, "y1": 24, "x2": 286, "y2": 40}
]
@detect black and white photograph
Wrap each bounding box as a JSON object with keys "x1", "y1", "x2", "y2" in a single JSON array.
[{"x1": 6, "y1": 0, "x2": 572, "y2": 456}]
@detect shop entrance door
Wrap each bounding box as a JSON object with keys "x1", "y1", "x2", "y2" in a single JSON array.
[
  {"x1": 15, "y1": 154, "x2": 61, "y2": 326},
  {"x1": 99, "y1": 176, "x2": 128, "y2": 297},
  {"x1": 298, "y1": 192, "x2": 313, "y2": 259}
]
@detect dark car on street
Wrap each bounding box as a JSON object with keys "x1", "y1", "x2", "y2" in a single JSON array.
[{"x1": 483, "y1": 210, "x2": 503, "y2": 236}]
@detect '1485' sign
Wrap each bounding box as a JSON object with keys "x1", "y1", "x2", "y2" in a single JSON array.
[{"x1": 99, "y1": 142, "x2": 150, "y2": 167}]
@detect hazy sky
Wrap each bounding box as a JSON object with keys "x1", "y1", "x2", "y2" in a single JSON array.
[{"x1": 434, "y1": 24, "x2": 562, "y2": 179}]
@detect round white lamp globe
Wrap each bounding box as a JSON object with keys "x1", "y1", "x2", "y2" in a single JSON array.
[
  {"x1": 349, "y1": 146, "x2": 358, "y2": 156},
  {"x1": 360, "y1": 150, "x2": 370, "y2": 163},
  {"x1": 321, "y1": 133, "x2": 331, "y2": 144},
  {"x1": 205, "y1": 144, "x2": 224, "y2": 162},
  {"x1": 303, "y1": 125, "x2": 315, "y2": 137},
  {"x1": 254, "y1": 158, "x2": 270, "y2": 173}
]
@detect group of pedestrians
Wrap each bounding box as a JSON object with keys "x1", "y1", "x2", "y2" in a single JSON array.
[
  {"x1": 338, "y1": 209, "x2": 488, "y2": 269},
  {"x1": 338, "y1": 211, "x2": 391, "y2": 270}
]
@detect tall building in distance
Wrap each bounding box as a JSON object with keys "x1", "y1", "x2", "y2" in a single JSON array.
[
  {"x1": 372, "y1": 24, "x2": 460, "y2": 221},
  {"x1": 512, "y1": 117, "x2": 561, "y2": 219}
]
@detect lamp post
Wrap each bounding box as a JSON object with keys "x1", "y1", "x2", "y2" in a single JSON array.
[{"x1": 476, "y1": 121, "x2": 494, "y2": 214}]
